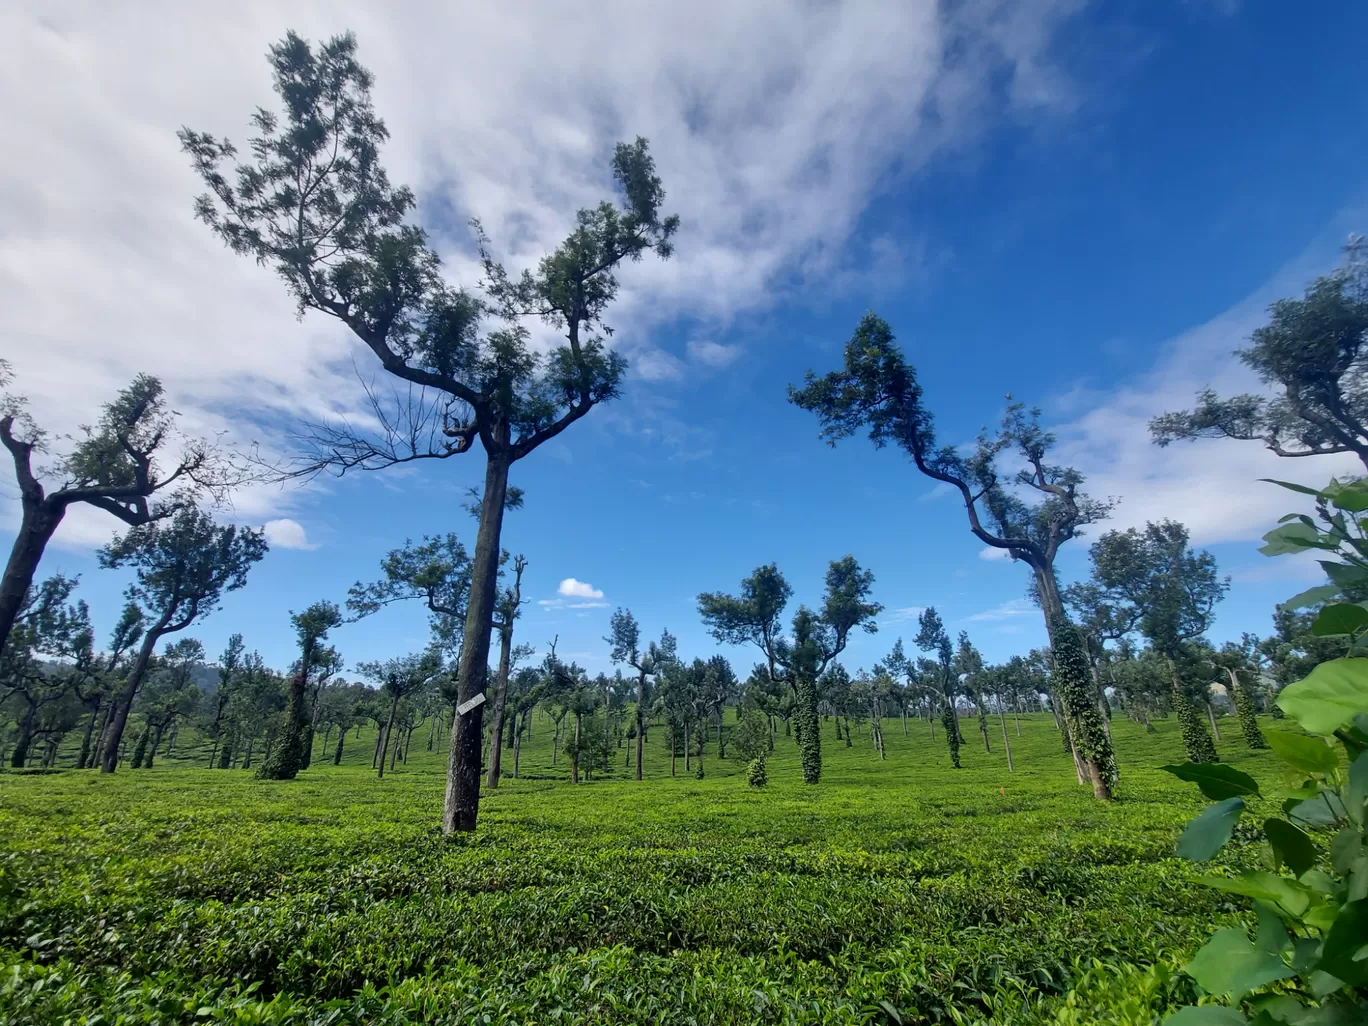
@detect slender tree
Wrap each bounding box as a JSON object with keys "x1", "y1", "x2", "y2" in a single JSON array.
[
  {"x1": 1151, "y1": 236, "x2": 1368, "y2": 469},
  {"x1": 182, "y1": 31, "x2": 678, "y2": 833},
  {"x1": 606, "y1": 608, "x2": 677, "y2": 781},
  {"x1": 136, "y1": 638, "x2": 204, "y2": 768},
  {"x1": 0, "y1": 575, "x2": 89, "y2": 766},
  {"x1": 96, "y1": 507, "x2": 267, "y2": 773},
  {"x1": 914, "y1": 608, "x2": 963, "y2": 767},
  {"x1": 1213, "y1": 640, "x2": 1270, "y2": 750},
  {"x1": 206, "y1": 632, "x2": 244, "y2": 768},
  {"x1": 1049, "y1": 617, "x2": 1115, "y2": 798},
  {"x1": 258, "y1": 601, "x2": 343, "y2": 779},
  {"x1": 485, "y1": 554, "x2": 530, "y2": 788},
  {"x1": 699, "y1": 557, "x2": 880, "y2": 784}
]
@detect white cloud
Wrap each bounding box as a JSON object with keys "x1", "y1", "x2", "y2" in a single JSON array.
[
  {"x1": 558, "y1": 578, "x2": 604, "y2": 599},
  {"x1": 1048, "y1": 230, "x2": 1365, "y2": 548},
  {"x1": 882, "y1": 605, "x2": 926, "y2": 624},
  {"x1": 538, "y1": 598, "x2": 609, "y2": 610},
  {"x1": 0, "y1": 0, "x2": 1088, "y2": 547},
  {"x1": 262, "y1": 518, "x2": 317, "y2": 551},
  {"x1": 965, "y1": 598, "x2": 1036, "y2": 622},
  {"x1": 632, "y1": 349, "x2": 685, "y2": 382},
  {"x1": 979, "y1": 547, "x2": 1013, "y2": 561},
  {"x1": 687, "y1": 340, "x2": 741, "y2": 368}
]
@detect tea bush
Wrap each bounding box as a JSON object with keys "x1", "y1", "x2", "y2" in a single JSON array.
[{"x1": 0, "y1": 711, "x2": 1292, "y2": 1024}]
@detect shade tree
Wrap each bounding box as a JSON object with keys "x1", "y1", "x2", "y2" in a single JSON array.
[
  {"x1": 356, "y1": 649, "x2": 443, "y2": 779},
  {"x1": 485, "y1": 554, "x2": 530, "y2": 789},
  {"x1": 698, "y1": 556, "x2": 881, "y2": 785},
  {"x1": 1151, "y1": 236, "x2": 1368, "y2": 469},
  {"x1": 257, "y1": 601, "x2": 344, "y2": 780},
  {"x1": 606, "y1": 608, "x2": 678, "y2": 781},
  {"x1": 132, "y1": 637, "x2": 205, "y2": 768},
  {"x1": 0, "y1": 365, "x2": 241, "y2": 661},
  {"x1": 96, "y1": 506, "x2": 267, "y2": 773},
  {"x1": 913, "y1": 608, "x2": 963, "y2": 767},
  {"x1": 184, "y1": 30, "x2": 678, "y2": 833},
  {"x1": 1085, "y1": 519, "x2": 1228, "y2": 763}
]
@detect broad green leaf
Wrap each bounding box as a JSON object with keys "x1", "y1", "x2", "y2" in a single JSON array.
[
  {"x1": 1200, "y1": 871, "x2": 1313, "y2": 917},
  {"x1": 1278, "y1": 659, "x2": 1368, "y2": 735},
  {"x1": 1183, "y1": 927, "x2": 1295, "y2": 999},
  {"x1": 1260, "y1": 524, "x2": 1332, "y2": 556},
  {"x1": 1312, "y1": 604, "x2": 1368, "y2": 637},
  {"x1": 1263, "y1": 819, "x2": 1318, "y2": 877},
  {"x1": 1260, "y1": 478, "x2": 1327, "y2": 498},
  {"x1": 1277, "y1": 513, "x2": 1318, "y2": 527},
  {"x1": 1266, "y1": 732, "x2": 1340, "y2": 774},
  {"x1": 1177, "y1": 798, "x2": 1245, "y2": 861},
  {"x1": 1164, "y1": 1006, "x2": 1249, "y2": 1025},
  {"x1": 1280, "y1": 585, "x2": 1344, "y2": 612},
  {"x1": 1288, "y1": 791, "x2": 1347, "y2": 828},
  {"x1": 1320, "y1": 561, "x2": 1368, "y2": 591},
  {"x1": 1316, "y1": 899, "x2": 1368, "y2": 986},
  {"x1": 1162, "y1": 763, "x2": 1262, "y2": 800},
  {"x1": 1346, "y1": 752, "x2": 1368, "y2": 827},
  {"x1": 1330, "y1": 827, "x2": 1363, "y2": 876},
  {"x1": 1331, "y1": 483, "x2": 1368, "y2": 513},
  {"x1": 1334, "y1": 714, "x2": 1368, "y2": 760},
  {"x1": 1254, "y1": 901, "x2": 1292, "y2": 956}
]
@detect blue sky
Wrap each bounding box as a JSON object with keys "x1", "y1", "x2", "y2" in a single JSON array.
[{"x1": 4, "y1": 1, "x2": 1367, "y2": 681}]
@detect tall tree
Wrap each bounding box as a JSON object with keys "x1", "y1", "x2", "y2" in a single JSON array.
[
  {"x1": 183, "y1": 31, "x2": 678, "y2": 833},
  {"x1": 914, "y1": 608, "x2": 963, "y2": 767},
  {"x1": 1212, "y1": 639, "x2": 1270, "y2": 750},
  {"x1": 0, "y1": 365, "x2": 234, "y2": 660},
  {"x1": 698, "y1": 556, "x2": 881, "y2": 784},
  {"x1": 953, "y1": 631, "x2": 991, "y2": 754},
  {"x1": 789, "y1": 315, "x2": 1112, "y2": 642},
  {"x1": 1151, "y1": 236, "x2": 1368, "y2": 469},
  {"x1": 258, "y1": 601, "x2": 343, "y2": 780},
  {"x1": 1087, "y1": 519, "x2": 1228, "y2": 763},
  {"x1": 485, "y1": 554, "x2": 530, "y2": 789},
  {"x1": 206, "y1": 632, "x2": 244, "y2": 768},
  {"x1": 606, "y1": 608, "x2": 677, "y2": 781},
  {"x1": 96, "y1": 507, "x2": 267, "y2": 772},
  {"x1": 1048, "y1": 617, "x2": 1115, "y2": 798}
]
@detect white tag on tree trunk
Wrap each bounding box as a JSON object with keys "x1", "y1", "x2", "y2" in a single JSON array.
[{"x1": 456, "y1": 693, "x2": 487, "y2": 717}]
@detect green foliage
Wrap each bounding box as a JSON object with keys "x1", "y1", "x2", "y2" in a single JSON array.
[
  {"x1": 1151, "y1": 238, "x2": 1368, "y2": 468},
  {"x1": 0, "y1": 713, "x2": 1261, "y2": 1024},
  {"x1": 1051, "y1": 617, "x2": 1118, "y2": 795},
  {"x1": 746, "y1": 757, "x2": 768, "y2": 788},
  {"x1": 1161, "y1": 641, "x2": 1368, "y2": 1021}
]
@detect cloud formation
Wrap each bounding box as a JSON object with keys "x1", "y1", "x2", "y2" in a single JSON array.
[
  {"x1": 0, "y1": 0, "x2": 1088, "y2": 548},
  {"x1": 262, "y1": 518, "x2": 316, "y2": 551},
  {"x1": 558, "y1": 578, "x2": 605, "y2": 600}
]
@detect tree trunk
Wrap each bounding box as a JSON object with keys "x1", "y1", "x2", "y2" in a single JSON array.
[
  {"x1": 76, "y1": 705, "x2": 99, "y2": 769},
  {"x1": 1205, "y1": 699, "x2": 1222, "y2": 742},
  {"x1": 513, "y1": 718, "x2": 522, "y2": 778},
  {"x1": 443, "y1": 448, "x2": 511, "y2": 834},
  {"x1": 997, "y1": 694, "x2": 1014, "y2": 773},
  {"x1": 0, "y1": 503, "x2": 63, "y2": 661},
  {"x1": 334, "y1": 725, "x2": 347, "y2": 765},
  {"x1": 571, "y1": 711, "x2": 582, "y2": 784},
  {"x1": 635, "y1": 672, "x2": 646, "y2": 781},
  {"x1": 241, "y1": 733, "x2": 254, "y2": 770},
  {"x1": 427, "y1": 715, "x2": 437, "y2": 752},
  {"x1": 10, "y1": 702, "x2": 36, "y2": 768},
  {"x1": 101, "y1": 624, "x2": 164, "y2": 774},
  {"x1": 379, "y1": 696, "x2": 399, "y2": 779},
  {"x1": 683, "y1": 720, "x2": 690, "y2": 773},
  {"x1": 486, "y1": 619, "x2": 515, "y2": 789},
  {"x1": 92, "y1": 702, "x2": 114, "y2": 769}
]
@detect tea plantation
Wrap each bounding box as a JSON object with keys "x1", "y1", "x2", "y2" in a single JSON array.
[{"x1": 0, "y1": 712, "x2": 1291, "y2": 1025}]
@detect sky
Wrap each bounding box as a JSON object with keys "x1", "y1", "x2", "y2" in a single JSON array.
[{"x1": 3, "y1": 0, "x2": 1367, "y2": 683}]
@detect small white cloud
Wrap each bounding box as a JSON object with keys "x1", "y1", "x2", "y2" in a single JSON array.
[
  {"x1": 687, "y1": 340, "x2": 741, "y2": 368},
  {"x1": 263, "y1": 518, "x2": 317, "y2": 551},
  {"x1": 558, "y1": 577, "x2": 604, "y2": 599},
  {"x1": 537, "y1": 598, "x2": 609, "y2": 610},
  {"x1": 964, "y1": 598, "x2": 1035, "y2": 622},
  {"x1": 978, "y1": 547, "x2": 1012, "y2": 561},
  {"x1": 882, "y1": 606, "x2": 925, "y2": 624}
]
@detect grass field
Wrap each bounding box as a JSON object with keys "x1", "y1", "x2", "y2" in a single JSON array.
[{"x1": 0, "y1": 710, "x2": 1294, "y2": 1024}]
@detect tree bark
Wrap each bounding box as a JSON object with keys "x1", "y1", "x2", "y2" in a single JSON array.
[
  {"x1": 0, "y1": 504, "x2": 63, "y2": 661},
  {"x1": 635, "y1": 671, "x2": 647, "y2": 781},
  {"x1": 997, "y1": 693, "x2": 1014, "y2": 772},
  {"x1": 76, "y1": 704, "x2": 99, "y2": 769},
  {"x1": 378, "y1": 696, "x2": 399, "y2": 779},
  {"x1": 485, "y1": 618, "x2": 515, "y2": 789},
  {"x1": 443, "y1": 448, "x2": 510, "y2": 833},
  {"x1": 334, "y1": 725, "x2": 347, "y2": 765},
  {"x1": 101, "y1": 624, "x2": 163, "y2": 774}
]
